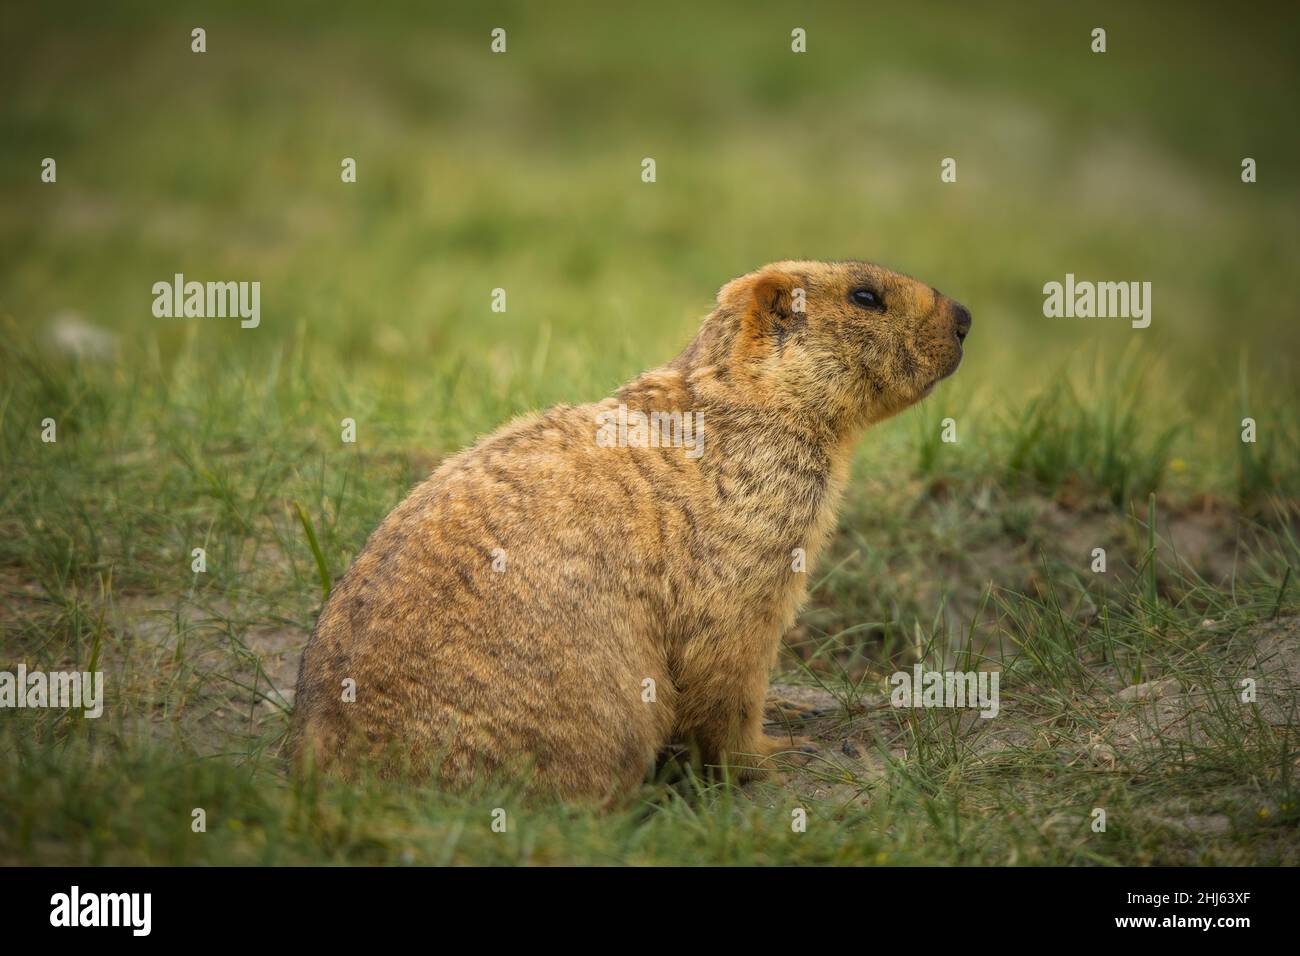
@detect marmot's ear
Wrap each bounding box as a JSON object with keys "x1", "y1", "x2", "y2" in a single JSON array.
[{"x1": 721, "y1": 268, "x2": 802, "y2": 344}]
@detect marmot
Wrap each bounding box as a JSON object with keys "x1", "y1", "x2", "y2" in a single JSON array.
[{"x1": 289, "y1": 260, "x2": 971, "y2": 801}]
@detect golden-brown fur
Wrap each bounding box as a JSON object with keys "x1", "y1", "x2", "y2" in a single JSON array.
[{"x1": 288, "y1": 259, "x2": 971, "y2": 802}]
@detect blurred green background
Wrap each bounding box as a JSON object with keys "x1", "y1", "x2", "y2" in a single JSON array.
[{"x1": 3, "y1": 0, "x2": 1298, "y2": 408}]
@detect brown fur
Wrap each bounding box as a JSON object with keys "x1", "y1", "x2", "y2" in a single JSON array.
[{"x1": 288, "y1": 259, "x2": 971, "y2": 802}]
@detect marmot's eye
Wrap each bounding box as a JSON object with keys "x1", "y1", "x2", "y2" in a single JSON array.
[{"x1": 850, "y1": 288, "x2": 884, "y2": 311}]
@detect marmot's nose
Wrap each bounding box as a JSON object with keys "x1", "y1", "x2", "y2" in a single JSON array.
[{"x1": 952, "y1": 304, "x2": 972, "y2": 341}]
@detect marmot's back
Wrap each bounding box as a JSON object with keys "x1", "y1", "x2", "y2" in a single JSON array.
[{"x1": 289, "y1": 405, "x2": 676, "y2": 800}]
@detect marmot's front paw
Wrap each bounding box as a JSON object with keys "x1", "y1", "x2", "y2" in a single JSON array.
[
  {"x1": 764, "y1": 694, "x2": 831, "y2": 722},
  {"x1": 756, "y1": 733, "x2": 818, "y2": 757},
  {"x1": 719, "y1": 734, "x2": 817, "y2": 782}
]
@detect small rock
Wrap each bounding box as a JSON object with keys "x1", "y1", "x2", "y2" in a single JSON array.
[
  {"x1": 1089, "y1": 741, "x2": 1118, "y2": 768},
  {"x1": 1159, "y1": 814, "x2": 1231, "y2": 836},
  {"x1": 47, "y1": 310, "x2": 116, "y2": 360},
  {"x1": 1117, "y1": 677, "x2": 1182, "y2": 702}
]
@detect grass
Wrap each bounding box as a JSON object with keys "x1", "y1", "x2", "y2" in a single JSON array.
[
  {"x1": 1, "y1": 0, "x2": 1298, "y2": 865},
  {"x1": 3, "y1": 503, "x2": 1296, "y2": 865}
]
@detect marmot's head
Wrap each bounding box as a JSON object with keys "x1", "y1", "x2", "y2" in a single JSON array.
[{"x1": 690, "y1": 260, "x2": 970, "y2": 430}]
